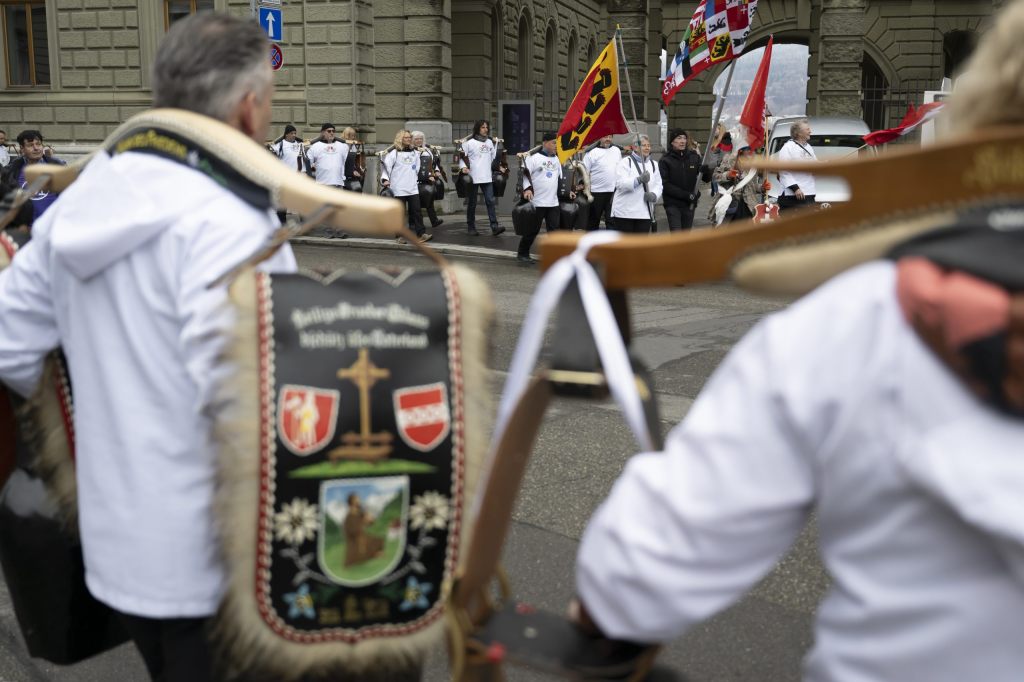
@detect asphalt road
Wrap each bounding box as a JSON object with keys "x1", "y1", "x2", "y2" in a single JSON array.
[{"x1": 0, "y1": 242, "x2": 828, "y2": 681}]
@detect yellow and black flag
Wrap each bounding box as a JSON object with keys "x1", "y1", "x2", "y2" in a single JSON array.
[{"x1": 556, "y1": 38, "x2": 630, "y2": 164}]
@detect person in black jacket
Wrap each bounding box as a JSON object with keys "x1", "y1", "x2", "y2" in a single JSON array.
[{"x1": 658, "y1": 129, "x2": 709, "y2": 231}]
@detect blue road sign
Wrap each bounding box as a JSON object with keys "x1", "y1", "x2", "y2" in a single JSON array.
[{"x1": 258, "y1": 6, "x2": 282, "y2": 41}]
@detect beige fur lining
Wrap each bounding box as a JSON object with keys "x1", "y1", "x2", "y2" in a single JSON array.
[
  {"x1": 212, "y1": 265, "x2": 494, "y2": 680},
  {"x1": 732, "y1": 210, "x2": 956, "y2": 296}
]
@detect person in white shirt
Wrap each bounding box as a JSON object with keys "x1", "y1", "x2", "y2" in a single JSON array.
[
  {"x1": 0, "y1": 14, "x2": 296, "y2": 681},
  {"x1": 519, "y1": 131, "x2": 569, "y2": 264},
  {"x1": 776, "y1": 119, "x2": 817, "y2": 212},
  {"x1": 458, "y1": 119, "x2": 506, "y2": 237},
  {"x1": 307, "y1": 122, "x2": 348, "y2": 189},
  {"x1": 381, "y1": 129, "x2": 431, "y2": 243},
  {"x1": 610, "y1": 135, "x2": 662, "y2": 233},
  {"x1": 272, "y1": 123, "x2": 303, "y2": 223},
  {"x1": 574, "y1": 7, "x2": 1024, "y2": 674},
  {"x1": 0, "y1": 130, "x2": 9, "y2": 168},
  {"x1": 582, "y1": 135, "x2": 621, "y2": 230},
  {"x1": 411, "y1": 130, "x2": 445, "y2": 229}
]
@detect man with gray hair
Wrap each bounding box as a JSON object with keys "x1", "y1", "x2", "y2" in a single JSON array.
[
  {"x1": 0, "y1": 12, "x2": 295, "y2": 680},
  {"x1": 776, "y1": 119, "x2": 817, "y2": 212}
]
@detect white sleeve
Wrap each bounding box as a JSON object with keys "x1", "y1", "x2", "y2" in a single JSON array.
[
  {"x1": 522, "y1": 156, "x2": 534, "y2": 191},
  {"x1": 582, "y1": 150, "x2": 594, "y2": 173},
  {"x1": 650, "y1": 161, "x2": 663, "y2": 201},
  {"x1": 614, "y1": 158, "x2": 635, "y2": 193},
  {"x1": 0, "y1": 239, "x2": 59, "y2": 397},
  {"x1": 458, "y1": 140, "x2": 472, "y2": 170},
  {"x1": 307, "y1": 144, "x2": 320, "y2": 166},
  {"x1": 381, "y1": 150, "x2": 394, "y2": 182},
  {"x1": 176, "y1": 203, "x2": 296, "y2": 414},
  {"x1": 777, "y1": 142, "x2": 799, "y2": 190}
]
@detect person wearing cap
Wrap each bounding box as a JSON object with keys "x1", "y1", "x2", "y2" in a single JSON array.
[
  {"x1": 272, "y1": 124, "x2": 304, "y2": 223},
  {"x1": 519, "y1": 132, "x2": 569, "y2": 264},
  {"x1": 659, "y1": 129, "x2": 709, "y2": 231},
  {"x1": 306, "y1": 123, "x2": 348, "y2": 189},
  {"x1": 610, "y1": 135, "x2": 662, "y2": 233},
  {"x1": 582, "y1": 135, "x2": 623, "y2": 230}
]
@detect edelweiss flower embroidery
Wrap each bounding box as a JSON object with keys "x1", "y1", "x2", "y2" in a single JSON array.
[
  {"x1": 409, "y1": 491, "x2": 450, "y2": 532},
  {"x1": 274, "y1": 498, "x2": 319, "y2": 546},
  {"x1": 399, "y1": 576, "x2": 432, "y2": 611}
]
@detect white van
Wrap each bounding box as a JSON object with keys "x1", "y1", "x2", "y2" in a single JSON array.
[{"x1": 764, "y1": 117, "x2": 874, "y2": 204}]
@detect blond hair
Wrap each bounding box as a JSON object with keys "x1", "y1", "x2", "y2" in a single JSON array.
[
  {"x1": 948, "y1": 0, "x2": 1024, "y2": 131},
  {"x1": 393, "y1": 129, "x2": 411, "y2": 148},
  {"x1": 340, "y1": 126, "x2": 357, "y2": 141}
]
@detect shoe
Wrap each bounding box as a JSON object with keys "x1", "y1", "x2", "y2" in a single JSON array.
[
  {"x1": 467, "y1": 228, "x2": 481, "y2": 236},
  {"x1": 418, "y1": 233, "x2": 433, "y2": 243},
  {"x1": 516, "y1": 254, "x2": 535, "y2": 264},
  {"x1": 491, "y1": 225, "x2": 506, "y2": 236},
  {"x1": 432, "y1": 219, "x2": 444, "y2": 227}
]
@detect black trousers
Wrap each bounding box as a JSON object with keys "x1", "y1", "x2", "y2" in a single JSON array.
[
  {"x1": 119, "y1": 613, "x2": 216, "y2": 682},
  {"x1": 518, "y1": 205, "x2": 560, "y2": 256},
  {"x1": 665, "y1": 202, "x2": 697, "y2": 231},
  {"x1": 398, "y1": 194, "x2": 425, "y2": 235},
  {"x1": 587, "y1": 191, "x2": 614, "y2": 230},
  {"x1": 777, "y1": 194, "x2": 815, "y2": 212},
  {"x1": 423, "y1": 198, "x2": 441, "y2": 226},
  {"x1": 614, "y1": 217, "x2": 655, "y2": 233}
]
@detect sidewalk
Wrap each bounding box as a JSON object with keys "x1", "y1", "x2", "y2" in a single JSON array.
[{"x1": 293, "y1": 190, "x2": 716, "y2": 261}]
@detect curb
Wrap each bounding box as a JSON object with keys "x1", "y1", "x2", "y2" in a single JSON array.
[{"x1": 291, "y1": 236, "x2": 518, "y2": 261}]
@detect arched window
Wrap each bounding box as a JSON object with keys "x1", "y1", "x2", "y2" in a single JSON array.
[
  {"x1": 491, "y1": 6, "x2": 504, "y2": 100},
  {"x1": 544, "y1": 24, "x2": 558, "y2": 114},
  {"x1": 517, "y1": 14, "x2": 532, "y2": 91},
  {"x1": 586, "y1": 38, "x2": 596, "y2": 71},
  {"x1": 860, "y1": 52, "x2": 888, "y2": 132},
  {"x1": 567, "y1": 33, "x2": 578, "y2": 89},
  {"x1": 943, "y1": 30, "x2": 977, "y2": 79}
]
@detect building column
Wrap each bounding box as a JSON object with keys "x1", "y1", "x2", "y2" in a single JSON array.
[
  {"x1": 607, "y1": 0, "x2": 650, "y2": 124},
  {"x1": 375, "y1": 0, "x2": 452, "y2": 139},
  {"x1": 816, "y1": 0, "x2": 867, "y2": 117}
]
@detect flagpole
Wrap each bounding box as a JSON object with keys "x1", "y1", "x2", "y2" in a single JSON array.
[
  {"x1": 699, "y1": 59, "x2": 737, "y2": 173},
  {"x1": 614, "y1": 25, "x2": 655, "y2": 226}
]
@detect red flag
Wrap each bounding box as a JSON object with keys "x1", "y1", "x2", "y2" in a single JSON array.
[
  {"x1": 862, "y1": 101, "x2": 947, "y2": 146},
  {"x1": 556, "y1": 38, "x2": 629, "y2": 164},
  {"x1": 739, "y1": 36, "x2": 773, "y2": 151}
]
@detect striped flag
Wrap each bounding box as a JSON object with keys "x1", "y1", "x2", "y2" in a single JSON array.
[{"x1": 662, "y1": 0, "x2": 759, "y2": 105}]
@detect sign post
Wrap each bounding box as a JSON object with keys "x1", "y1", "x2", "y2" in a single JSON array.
[{"x1": 258, "y1": 6, "x2": 282, "y2": 42}]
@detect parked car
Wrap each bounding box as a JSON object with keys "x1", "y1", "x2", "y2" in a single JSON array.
[{"x1": 764, "y1": 117, "x2": 875, "y2": 205}]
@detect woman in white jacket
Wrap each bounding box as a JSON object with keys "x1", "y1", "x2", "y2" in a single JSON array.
[
  {"x1": 381, "y1": 129, "x2": 431, "y2": 242},
  {"x1": 611, "y1": 135, "x2": 662, "y2": 233}
]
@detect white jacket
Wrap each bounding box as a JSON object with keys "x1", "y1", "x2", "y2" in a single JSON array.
[
  {"x1": 522, "y1": 151, "x2": 563, "y2": 208},
  {"x1": 583, "y1": 145, "x2": 622, "y2": 193},
  {"x1": 578, "y1": 261, "x2": 1024, "y2": 682},
  {"x1": 307, "y1": 140, "x2": 348, "y2": 186},
  {"x1": 380, "y1": 147, "x2": 421, "y2": 197},
  {"x1": 611, "y1": 154, "x2": 662, "y2": 219},
  {"x1": 459, "y1": 136, "x2": 497, "y2": 185},
  {"x1": 0, "y1": 151, "x2": 296, "y2": 618},
  {"x1": 777, "y1": 139, "x2": 817, "y2": 196}
]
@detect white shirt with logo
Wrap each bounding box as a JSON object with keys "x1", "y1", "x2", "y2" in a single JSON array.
[
  {"x1": 583, "y1": 145, "x2": 622, "y2": 193},
  {"x1": 460, "y1": 137, "x2": 496, "y2": 185},
  {"x1": 308, "y1": 140, "x2": 348, "y2": 186},
  {"x1": 380, "y1": 148, "x2": 421, "y2": 197},
  {"x1": 276, "y1": 138, "x2": 304, "y2": 172},
  {"x1": 522, "y1": 152, "x2": 563, "y2": 208}
]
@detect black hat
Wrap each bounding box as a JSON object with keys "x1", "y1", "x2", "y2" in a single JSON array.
[
  {"x1": 284, "y1": 124, "x2": 296, "y2": 134},
  {"x1": 542, "y1": 131, "x2": 557, "y2": 142},
  {"x1": 321, "y1": 123, "x2": 335, "y2": 132},
  {"x1": 721, "y1": 131, "x2": 732, "y2": 143},
  {"x1": 668, "y1": 128, "x2": 687, "y2": 142}
]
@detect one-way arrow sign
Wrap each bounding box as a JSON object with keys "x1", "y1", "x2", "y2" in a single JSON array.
[{"x1": 258, "y1": 6, "x2": 282, "y2": 41}]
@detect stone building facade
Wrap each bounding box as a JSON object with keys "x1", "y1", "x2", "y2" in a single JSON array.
[{"x1": 0, "y1": 0, "x2": 1004, "y2": 152}]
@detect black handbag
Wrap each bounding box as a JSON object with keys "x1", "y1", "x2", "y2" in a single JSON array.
[{"x1": 0, "y1": 386, "x2": 129, "y2": 665}]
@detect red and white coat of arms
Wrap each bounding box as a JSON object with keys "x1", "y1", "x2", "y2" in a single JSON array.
[
  {"x1": 393, "y1": 383, "x2": 450, "y2": 452},
  {"x1": 277, "y1": 385, "x2": 340, "y2": 456},
  {"x1": 754, "y1": 202, "x2": 780, "y2": 224}
]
